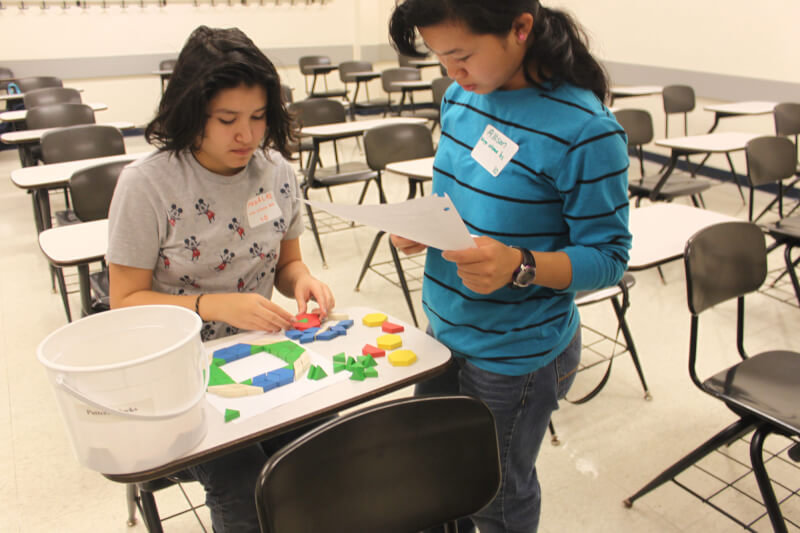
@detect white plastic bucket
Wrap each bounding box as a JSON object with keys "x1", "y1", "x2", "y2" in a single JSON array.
[{"x1": 37, "y1": 305, "x2": 209, "y2": 474}]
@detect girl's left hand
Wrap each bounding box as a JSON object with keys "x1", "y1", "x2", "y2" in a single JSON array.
[
  {"x1": 441, "y1": 236, "x2": 521, "y2": 294},
  {"x1": 293, "y1": 275, "x2": 335, "y2": 317}
]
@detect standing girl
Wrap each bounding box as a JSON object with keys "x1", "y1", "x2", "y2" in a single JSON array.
[
  {"x1": 107, "y1": 26, "x2": 333, "y2": 532},
  {"x1": 389, "y1": 2, "x2": 632, "y2": 532}
]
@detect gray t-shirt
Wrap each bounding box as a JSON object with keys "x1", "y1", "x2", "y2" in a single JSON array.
[{"x1": 107, "y1": 148, "x2": 303, "y2": 341}]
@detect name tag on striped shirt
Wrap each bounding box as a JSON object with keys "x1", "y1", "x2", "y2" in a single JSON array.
[{"x1": 471, "y1": 124, "x2": 519, "y2": 177}]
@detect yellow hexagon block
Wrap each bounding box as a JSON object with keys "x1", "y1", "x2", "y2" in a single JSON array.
[
  {"x1": 376, "y1": 334, "x2": 402, "y2": 351},
  {"x1": 388, "y1": 349, "x2": 417, "y2": 367},
  {"x1": 362, "y1": 312, "x2": 388, "y2": 327}
]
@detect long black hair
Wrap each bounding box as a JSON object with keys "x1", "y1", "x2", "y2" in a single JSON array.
[
  {"x1": 389, "y1": 0, "x2": 608, "y2": 102},
  {"x1": 145, "y1": 26, "x2": 296, "y2": 159}
]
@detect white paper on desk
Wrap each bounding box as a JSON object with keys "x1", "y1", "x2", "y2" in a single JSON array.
[{"x1": 301, "y1": 193, "x2": 476, "y2": 250}]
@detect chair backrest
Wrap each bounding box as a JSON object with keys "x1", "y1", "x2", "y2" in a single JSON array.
[
  {"x1": 613, "y1": 109, "x2": 654, "y2": 147},
  {"x1": 662, "y1": 85, "x2": 695, "y2": 114},
  {"x1": 288, "y1": 98, "x2": 347, "y2": 128},
  {"x1": 684, "y1": 221, "x2": 767, "y2": 315},
  {"x1": 431, "y1": 76, "x2": 454, "y2": 108},
  {"x1": 159, "y1": 58, "x2": 177, "y2": 71},
  {"x1": 25, "y1": 102, "x2": 95, "y2": 130},
  {"x1": 23, "y1": 87, "x2": 82, "y2": 109},
  {"x1": 15, "y1": 76, "x2": 63, "y2": 93},
  {"x1": 338, "y1": 60, "x2": 373, "y2": 83},
  {"x1": 40, "y1": 124, "x2": 125, "y2": 164},
  {"x1": 381, "y1": 67, "x2": 421, "y2": 93},
  {"x1": 774, "y1": 102, "x2": 800, "y2": 137},
  {"x1": 745, "y1": 136, "x2": 797, "y2": 187},
  {"x1": 69, "y1": 160, "x2": 129, "y2": 221},
  {"x1": 0, "y1": 67, "x2": 14, "y2": 92},
  {"x1": 298, "y1": 55, "x2": 333, "y2": 75},
  {"x1": 364, "y1": 122, "x2": 435, "y2": 171},
  {"x1": 255, "y1": 395, "x2": 500, "y2": 533}
]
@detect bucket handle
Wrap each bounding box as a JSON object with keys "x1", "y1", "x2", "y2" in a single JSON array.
[{"x1": 54, "y1": 344, "x2": 211, "y2": 421}]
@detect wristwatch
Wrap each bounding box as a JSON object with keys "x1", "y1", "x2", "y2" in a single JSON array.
[{"x1": 510, "y1": 247, "x2": 536, "y2": 288}]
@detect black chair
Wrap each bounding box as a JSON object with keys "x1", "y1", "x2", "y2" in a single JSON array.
[
  {"x1": 354, "y1": 122, "x2": 435, "y2": 326},
  {"x1": 615, "y1": 108, "x2": 712, "y2": 207},
  {"x1": 288, "y1": 97, "x2": 347, "y2": 171},
  {"x1": 381, "y1": 67, "x2": 429, "y2": 117},
  {"x1": 25, "y1": 102, "x2": 95, "y2": 130},
  {"x1": 0, "y1": 67, "x2": 14, "y2": 93},
  {"x1": 39, "y1": 124, "x2": 124, "y2": 321},
  {"x1": 280, "y1": 83, "x2": 293, "y2": 104},
  {"x1": 745, "y1": 135, "x2": 797, "y2": 223},
  {"x1": 623, "y1": 221, "x2": 800, "y2": 532},
  {"x1": 338, "y1": 60, "x2": 388, "y2": 118},
  {"x1": 158, "y1": 58, "x2": 177, "y2": 94},
  {"x1": 294, "y1": 99, "x2": 382, "y2": 267},
  {"x1": 15, "y1": 75, "x2": 63, "y2": 94},
  {"x1": 430, "y1": 76, "x2": 454, "y2": 132},
  {"x1": 663, "y1": 84, "x2": 695, "y2": 137},
  {"x1": 299, "y1": 55, "x2": 348, "y2": 99},
  {"x1": 771, "y1": 102, "x2": 800, "y2": 215},
  {"x1": 255, "y1": 395, "x2": 501, "y2": 533},
  {"x1": 22, "y1": 87, "x2": 82, "y2": 109}
]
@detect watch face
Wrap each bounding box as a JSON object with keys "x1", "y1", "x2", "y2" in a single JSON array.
[{"x1": 514, "y1": 265, "x2": 536, "y2": 287}]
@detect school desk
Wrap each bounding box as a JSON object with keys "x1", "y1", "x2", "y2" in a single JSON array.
[
  {"x1": 91, "y1": 305, "x2": 451, "y2": 482},
  {"x1": 609, "y1": 85, "x2": 663, "y2": 105},
  {"x1": 0, "y1": 87, "x2": 84, "y2": 102},
  {"x1": 703, "y1": 101, "x2": 777, "y2": 133},
  {"x1": 0, "y1": 102, "x2": 109, "y2": 124}
]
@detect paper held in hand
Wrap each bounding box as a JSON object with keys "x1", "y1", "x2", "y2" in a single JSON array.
[{"x1": 300, "y1": 193, "x2": 476, "y2": 251}]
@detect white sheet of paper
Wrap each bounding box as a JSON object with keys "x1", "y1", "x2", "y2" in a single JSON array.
[{"x1": 301, "y1": 193, "x2": 476, "y2": 251}]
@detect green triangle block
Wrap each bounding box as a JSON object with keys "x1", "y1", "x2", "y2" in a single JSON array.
[
  {"x1": 240, "y1": 378, "x2": 252, "y2": 385},
  {"x1": 212, "y1": 357, "x2": 227, "y2": 367},
  {"x1": 224, "y1": 409, "x2": 240, "y2": 423},
  {"x1": 332, "y1": 352, "x2": 346, "y2": 363},
  {"x1": 357, "y1": 355, "x2": 377, "y2": 368},
  {"x1": 262, "y1": 340, "x2": 306, "y2": 364},
  {"x1": 364, "y1": 366, "x2": 378, "y2": 378},
  {"x1": 308, "y1": 365, "x2": 329, "y2": 381},
  {"x1": 349, "y1": 367, "x2": 366, "y2": 381},
  {"x1": 333, "y1": 362, "x2": 347, "y2": 374},
  {"x1": 209, "y1": 363, "x2": 236, "y2": 387},
  {"x1": 346, "y1": 356, "x2": 362, "y2": 371}
]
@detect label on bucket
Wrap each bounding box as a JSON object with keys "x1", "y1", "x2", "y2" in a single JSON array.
[{"x1": 72, "y1": 397, "x2": 155, "y2": 423}]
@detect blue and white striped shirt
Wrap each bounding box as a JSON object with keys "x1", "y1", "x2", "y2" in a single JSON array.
[{"x1": 424, "y1": 81, "x2": 632, "y2": 376}]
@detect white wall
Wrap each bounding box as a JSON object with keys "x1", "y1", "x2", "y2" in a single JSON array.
[
  {"x1": 554, "y1": 0, "x2": 800, "y2": 84},
  {"x1": 0, "y1": 1, "x2": 398, "y2": 124}
]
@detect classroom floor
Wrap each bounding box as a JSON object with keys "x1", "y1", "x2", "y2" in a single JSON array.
[{"x1": 1, "y1": 95, "x2": 799, "y2": 532}]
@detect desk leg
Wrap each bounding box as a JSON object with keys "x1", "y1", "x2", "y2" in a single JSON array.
[
  {"x1": 56, "y1": 265, "x2": 72, "y2": 322},
  {"x1": 649, "y1": 154, "x2": 678, "y2": 202},
  {"x1": 77, "y1": 264, "x2": 92, "y2": 318},
  {"x1": 707, "y1": 113, "x2": 722, "y2": 133},
  {"x1": 396, "y1": 90, "x2": 407, "y2": 116},
  {"x1": 304, "y1": 141, "x2": 327, "y2": 268},
  {"x1": 725, "y1": 152, "x2": 746, "y2": 203}
]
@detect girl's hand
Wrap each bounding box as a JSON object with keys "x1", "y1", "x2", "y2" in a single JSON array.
[
  {"x1": 293, "y1": 274, "x2": 335, "y2": 318},
  {"x1": 391, "y1": 234, "x2": 427, "y2": 255},
  {"x1": 205, "y1": 293, "x2": 294, "y2": 333},
  {"x1": 441, "y1": 236, "x2": 521, "y2": 294}
]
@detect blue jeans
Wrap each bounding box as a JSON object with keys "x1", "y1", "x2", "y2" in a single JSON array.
[
  {"x1": 186, "y1": 422, "x2": 325, "y2": 532},
  {"x1": 416, "y1": 328, "x2": 581, "y2": 533}
]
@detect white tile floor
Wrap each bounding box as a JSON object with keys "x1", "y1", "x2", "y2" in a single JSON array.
[{"x1": 1, "y1": 96, "x2": 799, "y2": 532}]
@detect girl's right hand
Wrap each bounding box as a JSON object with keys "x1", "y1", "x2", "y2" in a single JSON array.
[
  {"x1": 390, "y1": 234, "x2": 427, "y2": 255},
  {"x1": 203, "y1": 293, "x2": 293, "y2": 333}
]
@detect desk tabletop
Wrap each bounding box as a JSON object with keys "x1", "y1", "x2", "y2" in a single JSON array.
[
  {"x1": 152, "y1": 69, "x2": 173, "y2": 75},
  {"x1": 104, "y1": 306, "x2": 451, "y2": 482},
  {"x1": 628, "y1": 204, "x2": 740, "y2": 270},
  {"x1": 38, "y1": 219, "x2": 108, "y2": 266},
  {"x1": 655, "y1": 131, "x2": 761, "y2": 153},
  {"x1": 0, "y1": 102, "x2": 109, "y2": 123},
  {"x1": 609, "y1": 85, "x2": 663, "y2": 97},
  {"x1": 0, "y1": 87, "x2": 83, "y2": 101},
  {"x1": 392, "y1": 80, "x2": 433, "y2": 89},
  {"x1": 301, "y1": 117, "x2": 427, "y2": 138},
  {"x1": 408, "y1": 59, "x2": 441, "y2": 68},
  {"x1": 386, "y1": 156, "x2": 434, "y2": 180},
  {"x1": 703, "y1": 101, "x2": 777, "y2": 115},
  {"x1": 343, "y1": 70, "x2": 380, "y2": 81},
  {"x1": 1, "y1": 121, "x2": 136, "y2": 144},
  {"x1": 11, "y1": 151, "x2": 150, "y2": 189}
]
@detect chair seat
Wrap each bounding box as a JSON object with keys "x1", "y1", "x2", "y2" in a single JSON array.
[
  {"x1": 306, "y1": 161, "x2": 377, "y2": 187},
  {"x1": 575, "y1": 273, "x2": 635, "y2": 306},
  {"x1": 629, "y1": 172, "x2": 713, "y2": 199},
  {"x1": 703, "y1": 350, "x2": 800, "y2": 435}
]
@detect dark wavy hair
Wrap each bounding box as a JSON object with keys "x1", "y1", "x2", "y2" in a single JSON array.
[
  {"x1": 389, "y1": 0, "x2": 608, "y2": 102},
  {"x1": 145, "y1": 26, "x2": 296, "y2": 159}
]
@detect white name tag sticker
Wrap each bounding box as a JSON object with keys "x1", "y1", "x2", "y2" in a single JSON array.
[
  {"x1": 247, "y1": 192, "x2": 283, "y2": 228},
  {"x1": 471, "y1": 124, "x2": 519, "y2": 177}
]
